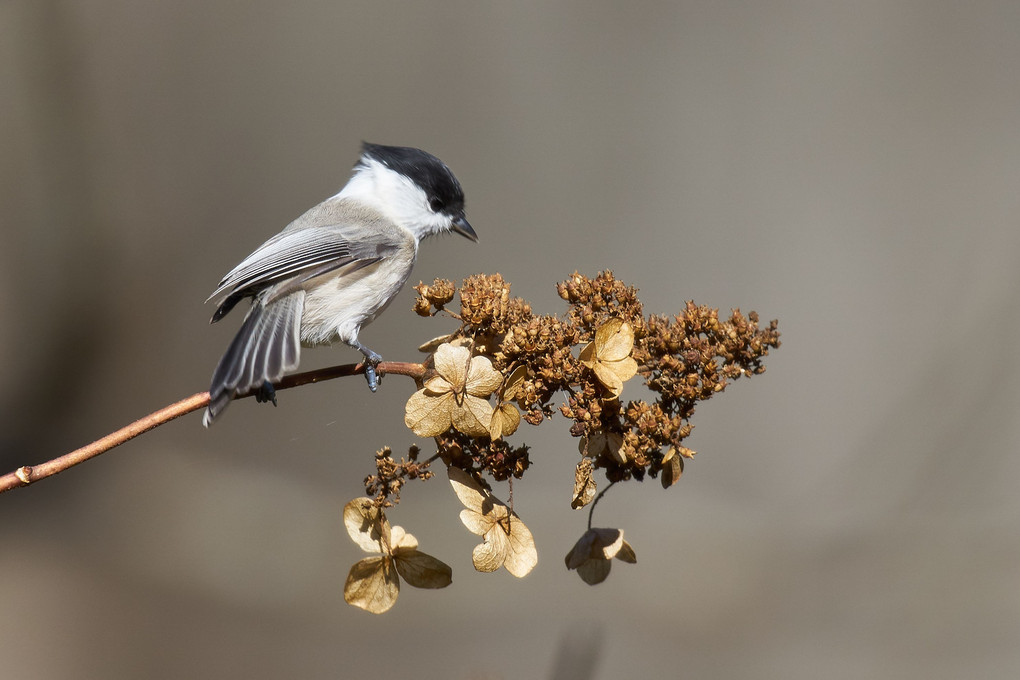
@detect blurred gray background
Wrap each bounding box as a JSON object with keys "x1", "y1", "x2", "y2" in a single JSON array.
[{"x1": 2, "y1": 1, "x2": 1019, "y2": 678}]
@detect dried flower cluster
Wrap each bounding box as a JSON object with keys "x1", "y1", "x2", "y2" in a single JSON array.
[
  {"x1": 345, "y1": 271, "x2": 779, "y2": 611},
  {"x1": 342, "y1": 498, "x2": 452, "y2": 613},
  {"x1": 410, "y1": 271, "x2": 778, "y2": 484},
  {"x1": 363, "y1": 446, "x2": 432, "y2": 508}
]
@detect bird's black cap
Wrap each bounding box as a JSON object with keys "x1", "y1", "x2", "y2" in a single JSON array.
[{"x1": 360, "y1": 142, "x2": 467, "y2": 221}]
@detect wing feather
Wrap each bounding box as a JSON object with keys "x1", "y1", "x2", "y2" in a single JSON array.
[{"x1": 206, "y1": 200, "x2": 405, "y2": 321}]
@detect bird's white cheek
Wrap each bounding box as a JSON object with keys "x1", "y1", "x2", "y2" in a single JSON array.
[{"x1": 337, "y1": 159, "x2": 446, "y2": 237}]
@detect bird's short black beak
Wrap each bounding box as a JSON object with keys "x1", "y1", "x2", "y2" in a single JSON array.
[{"x1": 452, "y1": 215, "x2": 478, "y2": 242}]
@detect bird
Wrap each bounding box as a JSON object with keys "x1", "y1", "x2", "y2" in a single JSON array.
[{"x1": 203, "y1": 142, "x2": 476, "y2": 426}]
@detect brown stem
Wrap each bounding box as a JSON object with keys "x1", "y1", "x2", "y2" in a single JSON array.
[
  {"x1": 587, "y1": 481, "x2": 617, "y2": 530},
  {"x1": 0, "y1": 360, "x2": 425, "y2": 494}
]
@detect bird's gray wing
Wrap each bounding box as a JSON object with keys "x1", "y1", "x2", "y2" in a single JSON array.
[{"x1": 207, "y1": 207, "x2": 404, "y2": 322}]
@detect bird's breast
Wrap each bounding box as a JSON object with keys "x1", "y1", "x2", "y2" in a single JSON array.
[{"x1": 298, "y1": 250, "x2": 416, "y2": 346}]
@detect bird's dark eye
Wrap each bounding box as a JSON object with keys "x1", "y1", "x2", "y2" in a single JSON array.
[{"x1": 429, "y1": 197, "x2": 445, "y2": 213}]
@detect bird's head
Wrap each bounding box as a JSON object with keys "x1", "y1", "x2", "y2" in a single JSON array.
[{"x1": 341, "y1": 142, "x2": 477, "y2": 243}]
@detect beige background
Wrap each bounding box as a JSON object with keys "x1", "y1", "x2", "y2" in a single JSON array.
[{"x1": 3, "y1": 1, "x2": 1019, "y2": 678}]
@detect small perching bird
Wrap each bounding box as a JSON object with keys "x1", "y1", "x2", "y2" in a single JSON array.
[{"x1": 203, "y1": 143, "x2": 476, "y2": 426}]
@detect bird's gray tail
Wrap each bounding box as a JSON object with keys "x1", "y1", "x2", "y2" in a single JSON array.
[{"x1": 204, "y1": 291, "x2": 305, "y2": 426}]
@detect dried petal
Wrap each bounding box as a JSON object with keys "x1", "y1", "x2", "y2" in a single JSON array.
[
  {"x1": 448, "y1": 467, "x2": 488, "y2": 515},
  {"x1": 393, "y1": 550, "x2": 453, "y2": 589},
  {"x1": 571, "y1": 458, "x2": 597, "y2": 509},
  {"x1": 616, "y1": 540, "x2": 637, "y2": 564},
  {"x1": 471, "y1": 532, "x2": 508, "y2": 572},
  {"x1": 423, "y1": 375, "x2": 454, "y2": 394},
  {"x1": 452, "y1": 394, "x2": 495, "y2": 437},
  {"x1": 565, "y1": 531, "x2": 595, "y2": 570},
  {"x1": 464, "y1": 354, "x2": 503, "y2": 397},
  {"x1": 499, "y1": 517, "x2": 534, "y2": 579},
  {"x1": 458, "y1": 507, "x2": 490, "y2": 536},
  {"x1": 389, "y1": 525, "x2": 417, "y2": 551},
  {"x1": 576, "y1": 558, "x2": 612, "y2": 585},
  {"x1": 592, "y1": 362, "x2": 625, "y2": 397},
  {"x1": 418, "y1": 333, "x2": 456, "y2": 353},
  {"x1": 607, "y1": 355, "x2": 638, "y2": 383},
  {"x1": 343, "y1": 498, "x2": 391, "y2": 553},
  {"x1": 433, "y1": 343, "x2": 470, "y2": 384},
  {"x1": 489, "y1": 402, "x2": 522, "y2": 440},
  {"x1": 660, "y1": 449, "x2": 683, "y2": 489},
  {"x1": 499, "y1": 515, "x2": 538, "y2": 578},
  {"x1": 343, "y1": 556, "x2": 400, "y2": 613},
  {"x1": 404, "y1": 390, "x2": 455, "y2": 437},
  {"x1": 590, "y1": 527, "x2": 625, "y2": 560},
  {"x1": 501, "y1": 365, "x2": 529, "y2": 401},
  {"x1": 594, "y1": 317, "x2": 634, "y2": 362},
  {"x1": 487, "y1": 365, "x2": 527, "y2": 440}
]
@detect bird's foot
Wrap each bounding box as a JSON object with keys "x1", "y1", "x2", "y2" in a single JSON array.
[
  {"x1": 254, "y1": 380, "x2": 278, "y2": 406},
  {"x1": 364, "y1": 364, "x2": 380, "y2": 392},
  {"x1": 358, "y1": 346, "x2": 383, "y2": 393}
]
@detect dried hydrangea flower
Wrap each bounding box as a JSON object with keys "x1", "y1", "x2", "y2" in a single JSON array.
[
  {"x1": 488, "y1": 364, "x2": 527, "y2": 440},
  {"x1": 405, "y1": 343, "x2": 503, "y2": 438},
  {"x1": 448, "y1": 467, "x2": 537, "y2": 577},
  {"x1": 579, "y1": 318, "x2": 639, "y2": 398},
  {"x1": 342, "y1": 498, "x2": 452, "y2": 613},
  {"x1": 564, "y1": 527, "x2": 637, "y2": 585}
]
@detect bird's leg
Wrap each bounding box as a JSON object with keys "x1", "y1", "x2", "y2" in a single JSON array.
[
  {"x1": 352, "y1": 341, "x2": 383, "y2": 392},
  {"x1": 254, "y1": 380, "x2": 278, "y2": 406}
]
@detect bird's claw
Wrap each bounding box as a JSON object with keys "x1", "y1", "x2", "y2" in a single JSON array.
[
  {"x1": 354, "y1": 343, "x2": 384, "y2": 393},
  {"x1": 255, "y1": 380, "x2": 278, "y2": 406},
  {"x1": 364, "y1": 363, "x2": 380, "y2": 392}
]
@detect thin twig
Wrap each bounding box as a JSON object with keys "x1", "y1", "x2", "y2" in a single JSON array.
[
  {"x1": 587, "y1": 481, "x2": 617, "y2": 530},
  {"x1": 0, "y1": 360, "x2": 425, "y2": 494}
]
